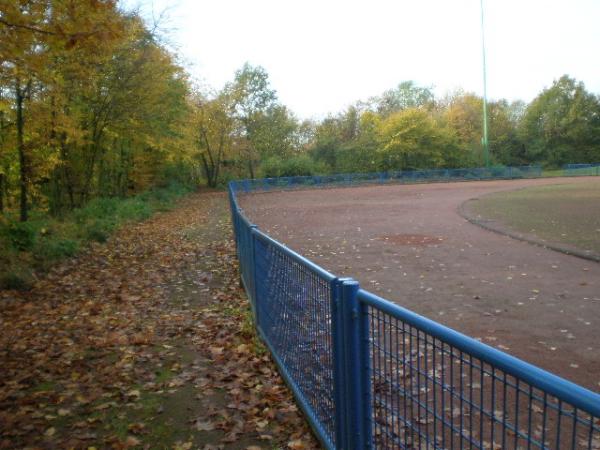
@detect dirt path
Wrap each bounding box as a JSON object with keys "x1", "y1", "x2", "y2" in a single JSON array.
[
  {"x1": 239, "y1": 177, "x2": 600, "y2": 393},
  {"x1": 0, "y1": 192, "x2": 318, "y2": 449}
]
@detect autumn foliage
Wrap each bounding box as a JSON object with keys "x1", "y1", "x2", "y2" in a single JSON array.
[{"x1": 0, "y1": 0, "x2": 192, "y2": 221}]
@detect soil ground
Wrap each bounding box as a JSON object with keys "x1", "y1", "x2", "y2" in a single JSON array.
[{"x1": 239, "y1": 176, "x2": 600, "y2": 393}]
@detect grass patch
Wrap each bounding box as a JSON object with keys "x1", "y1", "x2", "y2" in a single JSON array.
[
  {"x1": 541, "y1": 169, "x2": 564, "y2": 177},
  {"x1": 470, "y1": 180, "x2": 600, "y2": 255},
  {"x1": 154, "y1": 367, "x2": 176, "y2": 384},
  {"x1": 223, "y1": 302, "x2": 267, "y2": 356},
  {"x1": 80, "y1": 392, "x2": 172, "y2": 446},
  {"x1": 29, "y1": 380, "x2": 58, "y2": 393},
  {"x1": 0, "y1": 182, "x2": 192, "y2": 290}
]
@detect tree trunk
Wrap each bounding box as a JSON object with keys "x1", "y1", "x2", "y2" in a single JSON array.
[
  {"x1": 81, "y1": 123, "x2": 104, "y2": 204},
  {"x1": 15, "y1": 78, "x2": 28, "y2": 222},
  {"x1": 200, "y1": 153, "x2": 217, "y2": 188},
  {"x1": 247, "y1": 159, "x2": 255, "y2": 179},
  {"x1": 57, "y1": 134, "x2": 76, "y2": 210},
  {"x1": 0, "y1": 173, "x2": 4, "y2": 213}
]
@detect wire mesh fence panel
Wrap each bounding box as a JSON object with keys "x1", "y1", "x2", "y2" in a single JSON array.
[
  {"x1": 564, "y1": 164, "x2": 600, "y2": 177},
  {"x1": 253, "y1": 231, "x2": 338, "y2": 448},
  {"x1": 360, "y1": 290, "x2": 600, "y2": 450}
]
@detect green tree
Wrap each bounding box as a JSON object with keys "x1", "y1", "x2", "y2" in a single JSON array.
[
  {"x1": 336, "y1": 111, "x2": 380, "y2": 173},
  {"x1": 440, "y1": 92, "x2": 526, "y2": 167},
  {"x1": 373, "y1": 81, "x2": 434, "y2": 117},
  {"x1": 246, "y1": 105, "x2": 298, "y2": 159},
  {"x1": 191, "y1": 93, "x2": 234, "y2": 188},
  {"x1": 377, "y1": 108, "x2": 460, "y2": 170},
  {"x1": 310, "y1": 116, "x2": 344, "y2": 172},
  {"x1": 487, "y1": 100, "x2": 525, "y2": 166},
  {"x1": 440, "y1": 93, "x2": 483, "y2": 166},
  {"x1": 225, "y1": 63, "x2": 278, "y2": 178},
  {"x1": 519, "y1": 75, "x2": 600, "y2": 166}
]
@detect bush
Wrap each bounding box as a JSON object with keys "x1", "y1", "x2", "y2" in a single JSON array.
[
  {"x1": 140, "y1": 182, "x2": 190, "y2": 206},
  {"x1": 1, "y1": 221, "x2": 37, "y2": 251},
  {"x1": 117, "y1": 199, "x2": 152, "y2": 221},
  {"x1": 158, "y1": 161, "x2": 197, "y2": 188},
  {"x1": 33, "y1": 238, "x2": 79, "y2": 265},
  {"x1": 261, "y1": 157, "x2": 284, "y2": 178},
  {"x1": 84, "y1": 219, "x2": 115, "y2": 243},
  {"x1": 74, "y1": 198, "x2": 119, "y2": 224},
  {"x1": 1, "y1": 182, "x2": 192, "y2": 291},
  {"x1": 262, "y1": 155, "x2": 322, "y2": 178}
]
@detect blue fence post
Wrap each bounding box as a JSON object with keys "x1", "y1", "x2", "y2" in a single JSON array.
[
  {"x1": 339, "y1": 279, "x2": 372, "y2": 450},
  {"x1": 331, "y1": 278, "x2": 348, "y2": 449}
]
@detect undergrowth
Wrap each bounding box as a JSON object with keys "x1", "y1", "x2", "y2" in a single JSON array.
[{"x1": 0, "y1": 182, "x2": 192, "y2": 290}]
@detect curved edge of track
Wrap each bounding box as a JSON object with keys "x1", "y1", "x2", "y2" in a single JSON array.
[{"x1": 458, "y1": 196, "x2": 600, "y2": 264}]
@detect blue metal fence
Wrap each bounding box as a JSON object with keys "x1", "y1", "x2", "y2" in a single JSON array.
[
  {"x1": 228, "y1": 167, "x2": 600, "y2": 450},
  {"x1": 564, "y1": 164, "x2": 600, "y2": 177},
  {"x1": 235, "y1": 165, "x2": 543, "y2": 194}
]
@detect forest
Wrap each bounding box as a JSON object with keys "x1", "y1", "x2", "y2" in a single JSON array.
[{"x1": 1, "y1": 0, "x2": 600, "y2": 287}]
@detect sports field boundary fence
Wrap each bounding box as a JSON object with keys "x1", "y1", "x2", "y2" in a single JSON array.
[
  {"x1": 564, "y1": 163, "x2": 600, "y2": 177},
  {"x1": 233, "y1": 165, "x2": 543, "y2": 193},
  {"x1": 228, "y1": 165, "x2": 600, "y2": 450}
]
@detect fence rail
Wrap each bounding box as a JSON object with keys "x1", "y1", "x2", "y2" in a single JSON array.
[{"x1": 228, "y1": 166, "x2": 600, "y2": 450}]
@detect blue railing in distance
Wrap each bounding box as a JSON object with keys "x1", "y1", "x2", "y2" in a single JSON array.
[
  {"x1": 227, "y1": 165, "x2": 600, "y2": 450},
  {"x1": 230, "y1": 165, "x2": 542, "y2": 193},
  {"x1": 564, "y1": 163, "x2": 600, "y2": 177},
  {"x1": 358, "y1": 289, "x2": 600, "y2": 450}
]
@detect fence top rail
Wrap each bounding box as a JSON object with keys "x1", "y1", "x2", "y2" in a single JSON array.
[
  {"x1": 564, "y1": 163, "x2": 600, "y2": 168},
  {"x1": 228, "y1": 185, "x2": 240, "y2": 206},
  {"x1": 252, "y1": 227, "x2": 337, "y2": 283},
  {"x1": 357, "y1": 288, "x2": 600, "y2": 417}
]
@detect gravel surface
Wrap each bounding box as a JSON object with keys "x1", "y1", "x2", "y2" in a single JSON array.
[{"x1": 240, "y1": 177, "x2": 600, "y2": 392}]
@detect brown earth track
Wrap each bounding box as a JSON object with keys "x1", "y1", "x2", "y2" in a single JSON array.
[{"x1": 239, "y1": 177, "x2": 600, "y2": 393}]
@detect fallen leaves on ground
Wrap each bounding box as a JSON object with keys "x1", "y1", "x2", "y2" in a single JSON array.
[{"x1": 0, "y1": 192, "x2": 319, "y2": 449}]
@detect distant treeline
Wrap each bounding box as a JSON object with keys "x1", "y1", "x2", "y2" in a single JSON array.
[
  {"x1": 194, "y1": 72, "x2": 600, "y2": 187},
  {"x1": 1, "y1": 1, "x2": 599, "y2": 224}
]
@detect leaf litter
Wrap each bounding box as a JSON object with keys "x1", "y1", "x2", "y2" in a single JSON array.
[{"x1": 0, "y1": 192, "x2": 319, "y2": 449}]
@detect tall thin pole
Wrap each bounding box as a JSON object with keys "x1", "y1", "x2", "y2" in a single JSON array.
[{"x1": 480, "y1": 0, "x2": 490, "y2": 167}]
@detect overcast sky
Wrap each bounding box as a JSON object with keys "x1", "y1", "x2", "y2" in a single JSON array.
[{"x1": 123, "y1": 0, "x2": 600, "y2": 119}]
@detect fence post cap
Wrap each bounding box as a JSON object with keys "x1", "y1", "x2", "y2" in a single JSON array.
[{"x1": 338, "y1": 277, "x2": 359, "y2": 286}]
